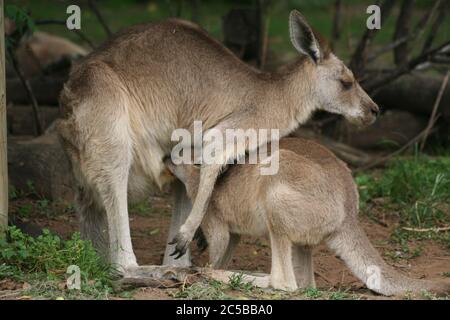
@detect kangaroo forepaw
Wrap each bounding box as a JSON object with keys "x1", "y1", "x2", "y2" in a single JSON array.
[{"x1": 169, "y1": 232, "x2": 192, "y2": 259}]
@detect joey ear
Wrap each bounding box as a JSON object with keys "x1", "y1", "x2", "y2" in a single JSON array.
[{"x1": 289, "y1": 10, "x2": 322, "y2": 63}]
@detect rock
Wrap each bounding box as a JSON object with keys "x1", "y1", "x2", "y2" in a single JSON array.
[
  {"x1": 7, "y1": 134, "x2": 74, "y2": 201},
  {"x1": 7, "y1": 106, "x2": 60, "y2": 135},
  {"x1": 334, "y1": 110, "x2": 427, "y2": 150}
]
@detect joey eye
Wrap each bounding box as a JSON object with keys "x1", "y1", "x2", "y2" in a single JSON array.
[{"x1": 340, "y1": 79, "x2": 353, "y2": 90}]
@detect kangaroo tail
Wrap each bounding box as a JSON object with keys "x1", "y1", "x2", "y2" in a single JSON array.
[{"x1": 326, "y1": 219, "x2": 450, "y2": 296}]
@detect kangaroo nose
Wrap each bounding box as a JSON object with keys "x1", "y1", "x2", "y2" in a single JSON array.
[{"x1": 370, "y1": 103, "x2": 380, "y2": 117}]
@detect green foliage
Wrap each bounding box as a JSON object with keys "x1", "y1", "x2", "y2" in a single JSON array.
[
  {"x1": 174, "y1": 279, "x2": 232, "y2": 300},
  {"x1": 301, "y1": 287, "x2": 323, "y2": 299},
  {"x1": 5, "y1": 5, "x2": 35, "y2": 33},
  {"x1": 16, "y1": 203, "x2": 33, "y2": 218},
  {"x1": 5, "y1": 5, "x2": 35, "y2": 49},
  {"x1": 228, "y1": 273, "x2": 256, "y2": 292},
  {"x1": 299, "y1": 287, "x2": 352, "y2": 300},
  {"x1": 0, "y1": 227, "x2": 115, "y2": 299},
  {"x1": 357, "y1": 157, "x2": 450, "y2": 229}
]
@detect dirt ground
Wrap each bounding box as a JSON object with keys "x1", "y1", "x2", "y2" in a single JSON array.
[{"x1": 9, "y1": 193, "x2": 450, "y2": 300}]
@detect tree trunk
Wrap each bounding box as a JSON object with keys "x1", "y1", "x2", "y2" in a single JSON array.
[
  {"x1": 0, "y1": 0, "x2": 8, "y2": 236},
  {"x1": 373, "y1": 74, "x2": 450, "y2": 120}
]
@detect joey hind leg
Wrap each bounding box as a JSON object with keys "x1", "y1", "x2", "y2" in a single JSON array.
[
  {"x1": 163, "y1": 180, "x2": 192, "y2": 267},
  {"x1": 269, "y1": 233, "x2": 297, "y2": 291},
  {"x1": 292, "y1": 245, "x2": 316, "y2": 288},
  {"x1": 217, "y1": 233, "x2": 240, "y2": 269},
  {"x1": 202, "y1": 218, "x2": 231, "y2": 268}
]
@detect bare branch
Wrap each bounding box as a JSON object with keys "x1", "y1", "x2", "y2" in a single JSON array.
[
  {"x1": 421, "y1": 0, "x2": 448, "y2": 54},
  {"x1": 190, "y1": 0, "x2": 200, "y2": 23},
  {"x1": 393, "y1": 0, "x2": 415, "y2": 66},
  {"x1": 87, "y1": 0, "x2": 112, "y2": 37},
  {"x1": 402, "y1": 226, "x2": 450, "y2": 233},
  {"x1": 356, "y1": 125, "x2": 439, "y2": 172},
  {"x1": 419, "y1": 70, "x2": 450, "y2": 152},
  {"x1": 367, "y1": 0, "x2": 441, "y2": 63},
  {"x1": 349, "y1": 0, "x2": 396, "y2": 78},
  {"x1": 363, "y1": 41, "x2": 450, "y2": 93},
  {"x1": 330, "y1": 0, "x2": 342, "y2": 50},
  {"x1": 259, "y1": 0, "x2": 270, "y2": 70},
  {"x1": 6, "y1": 48, "x2": 43, "y2": 135}
]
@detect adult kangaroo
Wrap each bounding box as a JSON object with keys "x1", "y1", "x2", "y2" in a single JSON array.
[
  {"x1": 57, "y1": 10, "x2": 379, "y2": 272},
  {"x1": 164, "y1": 138, "x2": 450, "y2": 296}
]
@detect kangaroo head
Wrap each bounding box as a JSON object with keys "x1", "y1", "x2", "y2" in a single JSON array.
[
  {"x1": 289, "y1": 10, "x2": 379, "y2": 126},
  {"x1": 164, "y1": 157, "x2": 200, "y2": 199}
]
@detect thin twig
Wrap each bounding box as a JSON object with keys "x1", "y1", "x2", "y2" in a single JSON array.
[
  {"x1": 0, "y1": 289, "x2": 23, "y2": 299},
  {"x1": 87, "y1": 0, "x2": 112, "y2": 37},
  {"x1": 349, "y1": 0, "x2": 396, "y2": 78},
  {"x1": 314, "y1": 270, "x2": 333, "y2": 285},
  {"x1": 367, "y1": 0, "x2": 441, "y2": 63},
  {"x1": 419, "y1": 70, "x2": 450, "y2": 152},
  {"x1": 355, "y1": 125, "x2": 438, "y2": 172},
  {"x1": 6, "y1": 48, "x2": 43, "y2": 135},
  {"x1": 421, "y1": 0, "x2": 448, "y2": 54},
  {"x1": 330, "y1": 0, "x2": 342, "y2": 50},
  {"x1": 260, "y1": 16, "x2": 270, "y2": 71},
  {"x1": 364, "y1": 41, "x2": 450, "y2": 93},
  {"x1": 393, "y1": 0, "x2": 415, "y2": 66},
  {"x1": 258, "y1": 0, "x2": 269, "y2": 70},
  {"x1": 402, "y1": 226, "x2": 450, "y2": 233}
]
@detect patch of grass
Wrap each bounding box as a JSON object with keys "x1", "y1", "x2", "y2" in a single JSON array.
[
  {"x1": 129, "y1": 202, "x2": 163, "y2": 217},
  {"x1": 297, "y1": 287, "x2": 353, "y2": 300},
  {"x1": 385, "y1": 238, "x2": 423, "y2": 261},
  {"x1": 228, "y1": 273, "x2": 256, "y2": 292},
  {"x1": 16, "y1": 204, "x2": 33, "y2": 218},
  {"x1": 173, "y1": 276, "x2": 355, "y2": 300},
  {"x1": 174, "y1": 279, "x2": 232, "y2": 300},
  {"x1": 357, "y1": 156, "x2": 450, "y2": 230},
  {"x1": 0, "y1": 227, "x2": 116, "y2": 299},
  {"x1": 301, "y1": 287, "x2": 324, "y2": 299}
]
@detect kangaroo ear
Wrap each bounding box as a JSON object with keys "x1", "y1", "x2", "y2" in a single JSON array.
[{"x1": 289, "y1": 10, "x2": 322, "y2": 63}]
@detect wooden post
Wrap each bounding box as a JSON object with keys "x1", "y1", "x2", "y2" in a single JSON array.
[{"x1": 0, "y1": 0, "x2": 8, "y2": 237}]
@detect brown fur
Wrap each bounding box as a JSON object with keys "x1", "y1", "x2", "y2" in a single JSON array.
[
  {"x1": 57, "y1": 11, "x2": 378, "y2": 271},
  {"x1": 166, "y1": 138, "x2": 450, "y2": 296}
]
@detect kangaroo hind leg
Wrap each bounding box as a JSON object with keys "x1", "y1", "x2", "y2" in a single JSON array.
[
  {"x1": 269, "y1": 233, "x2": 297, "y2": 291},
  {"x1": 292, "y1": 245, "x2": 316, "y2": 289}
]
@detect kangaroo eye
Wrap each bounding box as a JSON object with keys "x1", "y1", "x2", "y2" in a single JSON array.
[{"x1": 340, "y1": 79, "x2": 353, "y2": 90}]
